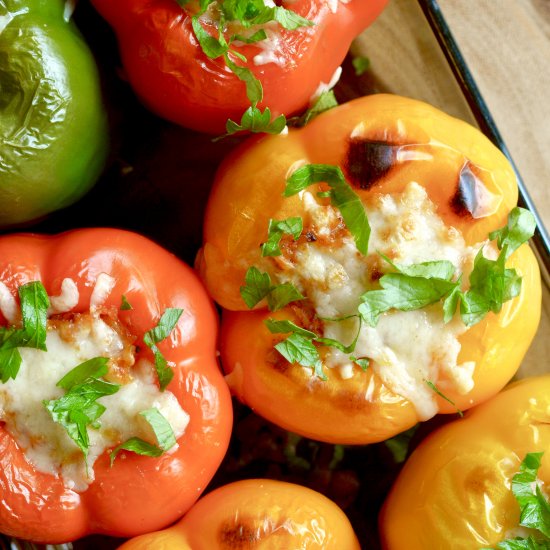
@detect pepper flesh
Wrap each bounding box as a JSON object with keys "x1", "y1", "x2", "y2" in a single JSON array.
[
  {"x1": 119, "y1": 479, "x2": 361, "y2": 549},
  {"x1": 197, "y1": 94, "x2": 541, "y2": 444},
  {"x1": 380, "y1": 375, "x2": 550, "y2": 549},
  {"x1": 0, "y1": 0, "x2": 108, "y2": 226},
  {"x1": 89, "y1": 0, "x2": 388, "y2": 134},
  {"x1": 0, "y1": 228, "x2": 232, "y2": 544}
]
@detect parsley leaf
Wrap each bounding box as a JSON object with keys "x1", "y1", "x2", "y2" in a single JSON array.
[
  {"x1": 240, "y1": 267, "x2": 304, "y2": 310},
  {"x1": 275, "y1": 332, "x2": 325, "y2": 380},
  {"x1": 290, "y1": 90, "x2": 339, "y2": 127},
  {"x1": 240, "y1": 266, "x2": 273, "y2": 308},
  {"x1": 225, "y1": 105, "x2": 286, "y2": 137},
  {"x1": 44, "y1": 357, "x2": 120, "y2": 462},
  {"x1": 269, "y1": 6, "x2": 315, "y2": 30},
  {"x1": 379, "y1": 254, "x2": 455, "y2": 281},
  {"x1": 230, "y1": 29, "x2": 268, "y2": 45},
  {"x1": 424, "y1": 380, "x2": 463, "y2": 417},
  {"x1": 384, "y1": 425, "x2": 418, "y2": 464},
  {"x1": 460, "y1": 247, "x2": 521, "y2": 326},
  {"x1": 0, "y1": 281, "x2": 50, "y2": 382},
  {"x1": 485, "y1": 453, "x2": 550, "y2": 549},
  {"x1": 266, "y1": 315, "x2": 363, "y2": 379},
  {"x1": 18, "y1": 282, "x2": 49, "y2": 350},
  {"x1": 489, "y1": 207, "x2": 536, "y2": 259},
  {"x1": 350, "y1": 356, "x2": 370, "y2": 370},
  {"x1": 110, "y1": 407, "x2": 177, "y2": 465},
  {"x1": 512, "y1": 453, "x2": 550, "y2": 537},
  {"x1": 109, "y1": 438, "x2": 164, "y2": 465},
  {"x1": 120, "y1": 295, "x2": 133, "y2": 311},
  {"x1": 224, "y1": 55, "x2": 262, "y2": 104},
  {"x1": 266, "y1": 284, "x2": 305, "y2": 311},
  {"x1": 358, "y1": 207, "x2": 533, "y2": 327},
  {"x1": 359, "y1": 273, "x2": 459, "y2": 327},
  {"x1": 143, "y1": 308, "x2": 184, "y2": 391},
  {"x1": 493, "y1": 538, "x2": 550, "y2": 549},
  {"x1": 261, "y1": 217, "x2": 303, "y2": 257},
  {"x1": 352, "y1": 56, "x2": 371, "y2": 76},
  {"x1": 0, "y1": 348, "x2": 22, "y2": 383},
  {"x1": 285, "y1": 164, "x2": 370, "y2": 255},
  {"x1": 265, "y1": 318, "x2": 317, "y2": 339},
  {"x1": 459, "y1": 208, "x2": 534, "y2": 326},
  {"x1": 191, "y1": 17, "x2": 228, "y2": 59},
  {"x1": 183, "y1": 0, "x2": 314, "y2": 136}
]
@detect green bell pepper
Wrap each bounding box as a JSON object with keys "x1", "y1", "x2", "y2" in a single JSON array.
[{"x1": 0, "y1": 0, "x2": 108, "y2": 226}]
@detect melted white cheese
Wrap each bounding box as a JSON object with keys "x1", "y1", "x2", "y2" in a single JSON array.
[
  {"x1": 270, "y1": 182, "x2": 486, "y2": 419},
  {"x1": 0, "y1": 316, "x2": 189, "y2": 492},
  {"x1": 327, "y1": 0, "x2": 350, "y2": 14},
  {"x1": 310, "y1": 66, "x2": 343, "y2": 103},
  {"x1": 0, "y1": 281, "x2": 19, "y2": 324}
]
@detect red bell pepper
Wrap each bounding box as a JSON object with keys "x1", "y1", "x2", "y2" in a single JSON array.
[
  {"x1": 0, "y1": 228, "x2": 232, "y2": 544},
  {"x1": 90, "y1": 0, "x2": 388, "y2": 133}
]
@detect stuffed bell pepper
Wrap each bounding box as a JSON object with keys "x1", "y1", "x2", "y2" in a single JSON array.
[
  {"x1": 90, "y1": 0, "x2": 387, "y2": 134},
  {"x1": 380, "y1": 375, "x2": 550, "y2": 549},
  {"x1": 119, "y1": 479, "x2": 360, "y2": 549},
  {"x1": 197, "y1": 94, "x2": 541, "y2": 444},
  {"x1": 0, "y1": 0, "x2": 108, "y2": 227},
  {"x1": 0, "y1": 229, "x2": 232, "y2": 543}
]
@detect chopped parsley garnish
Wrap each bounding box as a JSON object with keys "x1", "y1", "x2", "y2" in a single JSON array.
[
  {"x1": 110, "y1": 407, "x2": 177, "y2": 465},
  {"x1": 484, "y1": 453, "x2": 550, "y2": 549},
  {"x1": 144, "y1": 308, "x2": 184, "y2": 391},
  {"x1": 0, "y1": 281, "x2": 50, "y2": 382},
  {"x1": 352, "y1": 55, "x2": 371, "y2": 76},
  {"x1": 44, "y1": 357, "x2": 120, "y2": 464},
  {"x1": 489, "y1": 206, "x2": 537, "y2": 260},
  {"x1": 289, "y1": 90, "x2": 339, "y2": 127},
  {"x1": 265, "y1": 315, "x2": 364, "y2": 379},
  {"x1": 275, "y1": 332, "x2": 325, "y2": 380},
  {"x1": 284, "y1": 164, "x2": 370, "y2": 255},
  {"x1": 240, "y1": 267, "x2": 304, "y2": 310},
  {"x1": 177, "y1": 0, "x2": 314, "y2": 136},
  {"x1": 120, "y1": 295, "x2": 133, "y2": 311},
  {"x1": 424, "y1": 380, "x2": 463, "y2": 417},
  {"x1": 261, "y1": 216, "x2": 303, "y2": 257},
  {"x1": 384, "y1": 425, "x2": 418, "y2": 464},
  {"x1": 359, "y1": 207, "x2": 535, "y2": 328},
  {"x1": 359, "y1": 267, "x2": 459, "y2": 327}
]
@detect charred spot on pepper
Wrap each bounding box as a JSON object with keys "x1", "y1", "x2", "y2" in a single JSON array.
[
  {"x1": 305, "y1": 231, "x2": 317, "y2": 242},
  {"x1": 450, "y1": 162, "x2": 492, "y2": 219},
  {"x1": 218, "y1": 520, "x2": 262, "y2": 548},
  {"x1": 345, "y1": 138, "x2": 401, "y2": 190}
]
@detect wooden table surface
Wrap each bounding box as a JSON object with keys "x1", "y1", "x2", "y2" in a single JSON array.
[{"x1": 355, "y1": 0, "x2": 550, "y2": 376}]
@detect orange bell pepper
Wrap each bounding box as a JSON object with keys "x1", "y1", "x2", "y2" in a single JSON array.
[
  {"x1": 0, "y1": 228, "x2": 232, "y2": 543},
  {"x1": 380, "y1": 375, "x2": 550, "y2": 549},
  {"x1": 119, "y1": 478, "x2": 360, "y2": 549},
  {"x1": 89, "y1": 0, "x2": 388, "y2": 133},
  {"x1": 197, "y1": 94, "x2": 541, "y2": 444}
]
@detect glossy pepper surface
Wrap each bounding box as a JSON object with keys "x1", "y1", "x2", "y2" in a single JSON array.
[
  {"x1": 119, "y1": 479, "x2": 360, "y2": 549},
  {"x1": 197, "y1": 94, "x2": 541, "y2": 444},
  {"x1": 380, "y1": 375, "x2": 550, "y2": 549},
  {"x1": 0, "y1": 228, "x2": 232, "y2": 544},
  {"x1": 0, "y1": 0, "x2": 108, "y2": 226},
  {"x1": 89, "y1": 0, "x2": 388, "y2": 134}
]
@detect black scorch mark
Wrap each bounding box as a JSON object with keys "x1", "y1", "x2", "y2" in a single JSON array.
[{"x1": 345, "y1": 138, "x2": 400, "y2": 190}]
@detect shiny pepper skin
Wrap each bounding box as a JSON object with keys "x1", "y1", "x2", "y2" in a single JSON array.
[
  {"x1": 196, "y1": 94, "x2": 541, "y2": 445},
  {"x1": 89, "y1": 0, "x2": 388, "y2": 133},
  {"x1": 0, "y1": 0, "x2": 108, "y2": 226},
  {"x1": 380, "y1": 375, "x2": 550, "y2": 549},
  {"x1": 119, "y1": 479, "x2": 361, "y2": 549},
  {"x1": 0, "y1": 228, "x2": 232, "y2": 544}
]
